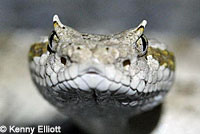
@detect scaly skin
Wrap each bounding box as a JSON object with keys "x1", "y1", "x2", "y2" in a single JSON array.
[{"x1": 28, "y1": 15, "x2": 175, "y2": 134}]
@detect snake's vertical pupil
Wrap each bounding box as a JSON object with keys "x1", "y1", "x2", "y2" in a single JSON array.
[
  {"x1": 49, "y1": 31, "x2": 56, "y2": 47},
  {"x1": 141, "y1": 35, "x2": 148, "y2": 52},
  {"x1": 136, "y1": 35, "x2": 148, "y2": 56},
  {"x1": 48, "y1": 30, "x2": 58, "y2": 53},
  {"x1": 47, "y1": 44, "x2": 54, "y2": 53}
]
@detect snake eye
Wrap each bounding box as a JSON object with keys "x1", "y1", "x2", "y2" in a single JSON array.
[
  {"x1": 48, "y1": 30, "x2": 59, "y2": 53},
  {"x1": 135, "y1": 34, "x2": 148, "y2": 56}
]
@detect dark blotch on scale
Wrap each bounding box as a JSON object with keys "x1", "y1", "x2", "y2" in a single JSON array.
[
  {"x1": 61, "y1": 57, "x2": 67, "y2": 65},
  {"x1": 123, "y1": 59, "x2": 131, "y2": 67}
]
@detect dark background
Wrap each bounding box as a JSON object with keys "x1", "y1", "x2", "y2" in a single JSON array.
[{"x1": 0, "y1": 0, "x2": 200, "y2": 37}]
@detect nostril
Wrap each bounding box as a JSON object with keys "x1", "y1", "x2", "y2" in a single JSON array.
[
  {"x1": 106, "y1": 47, "x2": 109, "y2": 51},
  {"x1": 123, "y1": 59, "x2": 131, "y2": 67},
  {"x1": 60, "y1": 57, "x2": 67, "y2": 65},
  {"x1": 77, "y1": 46, "x2": 81, "y2": 50}
]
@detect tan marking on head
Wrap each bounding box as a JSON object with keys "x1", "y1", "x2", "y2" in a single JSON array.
[
  {"x1": 147, "y1": 47, "x2": 175, "y2": 70},
  {"x1": 28, "y1": 42, "x2": 48, "y2": 61}
]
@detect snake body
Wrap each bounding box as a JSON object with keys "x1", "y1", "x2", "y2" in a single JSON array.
[{"x1": 28, "y1": 15, "x2": 175, "y2": 133}]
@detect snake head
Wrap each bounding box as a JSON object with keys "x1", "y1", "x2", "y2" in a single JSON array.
[
  {"x1": 41, "y1": 15, "x2": 153, "y2": 94},
  {"x1": 47, "y1": 15, "x2": 148, "y2": 68},
  {"x1": 29, "y1": 15, "x2": 175, "y2": 114}
]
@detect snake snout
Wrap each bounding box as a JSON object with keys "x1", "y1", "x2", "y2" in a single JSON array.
[
  {"x1": 78, "y1": 64, "x2": 105, "y2": 76},
  {"x1": 86, "y1": 69, "x2": 100, "y2": 75}
]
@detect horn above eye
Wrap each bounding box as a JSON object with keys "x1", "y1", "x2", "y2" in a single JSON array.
[{"x1": 135, "y1": 34, "x2": 148, "y2": 56}]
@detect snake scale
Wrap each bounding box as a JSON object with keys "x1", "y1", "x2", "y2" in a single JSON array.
[{"x1": 28, "y1": 15, "x2": 175, "y2": 134}]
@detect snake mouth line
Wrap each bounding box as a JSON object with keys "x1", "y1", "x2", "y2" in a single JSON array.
[
  {"x1": 50, "y1": 64, "x2": 133, "y2": 93},
  {"x1": 52, "y1": 72, "x2": 133, "y2": 94},
  {"x1": 87, "y1": 71, "x2": 99, "y2": 74},
  {"x1": 31, "y1": 59, "x2": 173, "y2": 99}
]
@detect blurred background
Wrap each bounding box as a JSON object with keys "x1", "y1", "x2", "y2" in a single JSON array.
[{"x1": 0, "y1": 0, "x2": 200, "y2": 134}]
